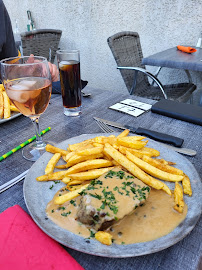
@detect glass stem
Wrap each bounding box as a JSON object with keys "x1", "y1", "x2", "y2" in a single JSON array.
[{"x1": 32, "y1": 117, "x2": 44, "y2": 147}]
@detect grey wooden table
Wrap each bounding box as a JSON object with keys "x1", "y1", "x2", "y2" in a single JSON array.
[{"x1": 0, "y1": 87, "x2": 201, "y2": 270}]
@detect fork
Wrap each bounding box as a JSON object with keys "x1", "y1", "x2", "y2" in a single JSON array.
[{"x1": 95, "y1": 120, "x2": 115, "y2": 133}]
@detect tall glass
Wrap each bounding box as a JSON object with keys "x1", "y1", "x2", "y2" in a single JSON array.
[
  {"x1": 56, "y1": 50, "x2": 82, "y2": 116},
  {"x1": 1, "y1": 56, "x2": 52, "y2": 161}
]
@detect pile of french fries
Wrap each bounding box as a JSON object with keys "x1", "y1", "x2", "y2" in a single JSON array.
[
  {"x1": 36, "y1": 130, "x2": 192, "y2": 215},
  {"x1": 0, "y1": 84, "x2": 19, "y2": 119}
]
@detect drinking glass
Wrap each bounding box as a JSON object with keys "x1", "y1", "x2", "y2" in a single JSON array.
[
  {"x1": 56, "y1": 50, "x2": 82, "y2": 116},
  {"x1": 1, "y1": 56, "x2": 52, "y2": 161}
]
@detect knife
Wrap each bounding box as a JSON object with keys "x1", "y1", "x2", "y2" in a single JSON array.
[
  {"x1": 94, "y1": 117, "x2": 184, "y2": 147},
  {"x1": 0, "y1": 169, "x2": 28, "y2": 194}
]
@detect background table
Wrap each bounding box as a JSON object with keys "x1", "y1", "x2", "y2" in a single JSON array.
[
  {"x1": 142, "y1": 47, "x2": 202, "y2": 105},
  {"x1": 142, "y1": 47, "x2": 202, "y2": 73},
  {"x1": 0, "y1": 87, "x2": 201, "y2": 270}
]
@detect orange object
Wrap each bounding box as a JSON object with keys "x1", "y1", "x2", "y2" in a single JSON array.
[{"x1": 177, "y1": 45, "x2": 197, "y2": 53}]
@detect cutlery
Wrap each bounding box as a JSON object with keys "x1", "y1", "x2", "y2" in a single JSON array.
[
  {"x1": 82, "y1": 91, "x2": 91, "y2": 97},
  {"x1": 94, "y1": 117, "x2": 184, "y2": 147},
  {"x1": 94, "y1": 118, "x2": 196, "y2": 156},
  {"x1": 0, "y1": 169, "x2": 28, "y2": 193}
]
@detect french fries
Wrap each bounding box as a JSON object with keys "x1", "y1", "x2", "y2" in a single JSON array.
[
  {"x1": 66, "y1": 153, "x2": 104, "y2": 167},
  {"x1": 142, "y1": 156, "x2": 183, "y2": 175},
  {"x1": 54, "y1": 184, "x2": 89, "y2": 205},
  {"x1": 119, "y1": 145, "x2": 153, "y2": 158},
  {"x1": 174, "y1": 182, "x2": 184, "y2": 213},
  {"x1": 10, "y1": 105, "x2": 20, "y2": 112},
  {"x1": 64, "y1": 159, "x2": 113, "y2": 175},
  {"x1": 104, "y1": 143, "x2": 171, "y2": 195},
  {"x1": 141, "y1": 147, "x2": 160, "y2": 157},
  {"x1": 95, "y1": 231, "x2": 112, "y2": 246},
  {"x1": 45, "y1": 144, "x2": 70, "y2": 156},
  {"x1": 76, "y1": 146, "x2": 103, "y2": 156},
  {"x1": 116, "y1": 129, "x2": 130, "y2": 138},
  {"x1": 0, "y1": 84, "x2": 4, "y2": 92},
  {"x1": 126, "y1": 152, "x2": 184, "y2": 182},
  {"x1": 36, "y1": 170, "x2": 69, "y2": 181},
  {"x1": 182, "y1": 174, "x2": 192, "y2": 196},
  {"x1": 68, "y1": 139, "x2": 93, "y2": 151},
  {"x1": 0, "y1": 92, "x2": 3, "y2": 119},
  {"x1": 2, "y1": 91, "x2": 11, "y2": 119},
  {"x1": 68, "y1": 167, "x2": 114, "y2": 181},
  {"x1": 117, "y1": 136, "x2": 148, "y2": 149},
  {"x1": 0, "y1": 84, "x2": 19, "y2": 119},
  {"x1": 45, "y1": 153, "x2": 61, "y2": 174}
]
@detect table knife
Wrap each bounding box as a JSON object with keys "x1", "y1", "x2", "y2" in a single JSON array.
[
  {"x1": 94, "y1": 117, "x2": 184, "y2": 147},
  {"x1": 0, "y1": 169, "x2": 28, "y2": 194}
]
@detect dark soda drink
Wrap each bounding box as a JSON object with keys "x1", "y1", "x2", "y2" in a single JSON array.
[{"x1": 59, "y1": 60, "x2": 81, "y2": 109}]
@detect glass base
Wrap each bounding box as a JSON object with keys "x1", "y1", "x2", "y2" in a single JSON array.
[
  {"x1": 22, "y1": 141, "x2": 54, "y2": 161},
  {"x1": 64, "y1": 106, "x2": 81, "y2": 116}
]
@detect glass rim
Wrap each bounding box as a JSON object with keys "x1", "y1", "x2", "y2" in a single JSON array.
[
  {"x1": 56, "y1": 49, "x2": 80, "y2": 55},
  {"x1": 0, "y1": 55, "x2": 48, "y2": 66}
]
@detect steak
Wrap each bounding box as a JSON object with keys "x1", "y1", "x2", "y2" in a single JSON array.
[{"x1": 76, "y1": 167, "x2": 150, "y2": 231}]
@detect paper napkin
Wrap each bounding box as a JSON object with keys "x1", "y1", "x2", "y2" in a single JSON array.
[
  {"x1": 0, "y1": 205, "x2": 84, "y2": 270},
  {"x1": 177, "y1": 45, "x2": 197, "y2": 53}
]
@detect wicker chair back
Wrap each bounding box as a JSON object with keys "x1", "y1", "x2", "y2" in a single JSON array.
[{"x1": 21, "y1": 29, "x2": 62, "y2": 63}]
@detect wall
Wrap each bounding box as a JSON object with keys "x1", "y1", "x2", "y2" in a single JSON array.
[{"x1": 4, "y1": 0, "x2": 202, "y2": 102}]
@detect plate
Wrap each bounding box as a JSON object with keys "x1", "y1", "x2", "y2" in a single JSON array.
[
  {"x1": 23, "y1": 134, "x2": 202, "y2": 258},
  {"x1": 0, "y1": 112, "x2": 21, "y2": 124}
]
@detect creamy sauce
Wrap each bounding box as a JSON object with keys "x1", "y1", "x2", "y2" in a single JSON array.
[
  {"x1": 46, "y1": 187, "x2": 187, "y2": 245},
  {"x1": 107, "y1": 189, "x2": 187, "y2": 244}
]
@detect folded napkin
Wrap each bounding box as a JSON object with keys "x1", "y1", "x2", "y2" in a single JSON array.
[
  {"x1": 151, "y1": 99, "x2": 202, "y2": 126},
  {"x1": 52, "y1": 80, "x2": 88, "y2": 94},
  {"x1": 0, "y1": 205, "x2": 84, "y2": 270},
  {"x1": 177, "y1": 45, "x2": 197, "y2": 53}
]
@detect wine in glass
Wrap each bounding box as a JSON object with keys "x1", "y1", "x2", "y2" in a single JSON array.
[{"x1": 1, "y1": 56, "x2": 52, "y2": 161}]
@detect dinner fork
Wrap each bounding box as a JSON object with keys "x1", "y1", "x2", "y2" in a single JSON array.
[{"x1": 95, "y1": 119, "x2": 115, "y2": 133}]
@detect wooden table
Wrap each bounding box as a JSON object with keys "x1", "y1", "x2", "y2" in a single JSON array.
[{"x1": 0, "y1": 87, "x2": 201, "y2": 270}]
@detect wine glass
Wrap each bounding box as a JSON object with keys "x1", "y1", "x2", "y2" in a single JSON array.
[{"x1": 1, "y1": 56, "x2": 52, "y2": 161}]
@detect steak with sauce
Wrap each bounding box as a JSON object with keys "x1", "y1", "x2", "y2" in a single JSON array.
[{"x1": 76, "y1": 167, "x2": 150, "y2": 231}]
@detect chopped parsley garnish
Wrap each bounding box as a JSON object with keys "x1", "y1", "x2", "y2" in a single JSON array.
[
  {"x1": 116, "y1": 171, "x2": 125, "y2": 179},
  {"x1": 105, "y1": 170, "x2": 116, "y2": 178},
  {"x1": 54, "y1": 180, "x2": 60, "y2": 184},
  {"x1": 61, "y1": 211, "x2": 71, "y2": 217},
  {"x1": 70, "y1": 200, "x2": 76, "y2": 206},
  {"x1": 58, "y1": 206, "x2": 66, "y2": 210},
  {"x1": 89, "y1": 230, "x2": 95, "y2": 238},
  {"x1": 89, "y1": 193, "x2": 102, "y2": 200},
  {"x1": 49, "y1": 185, "x2": 54, "y2": 190}
]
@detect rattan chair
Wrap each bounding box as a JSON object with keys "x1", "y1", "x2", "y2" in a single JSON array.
[
  {"x1": 20, "y1": 29, "x2": 62, "y2": 63},
  {"x1": 107, "y1": 31, "x2": 196, "y2": 102}
]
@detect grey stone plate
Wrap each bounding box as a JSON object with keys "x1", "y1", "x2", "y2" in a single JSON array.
[
  {"x1": 23, "y1": 133, "x2": 202, "y2": 258},
  {"x1": 0, "y1": 112, "x2": 21, "y2": 124}
]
